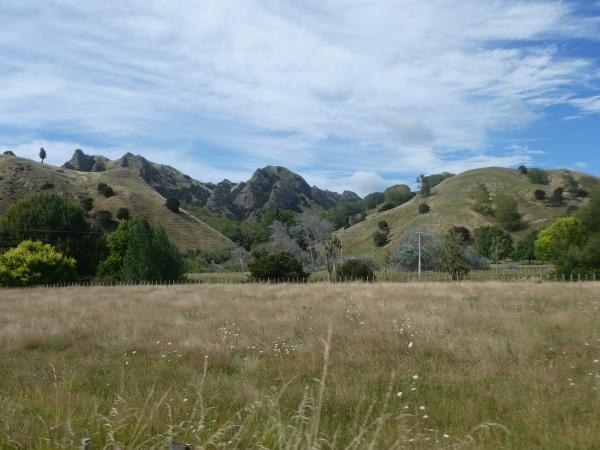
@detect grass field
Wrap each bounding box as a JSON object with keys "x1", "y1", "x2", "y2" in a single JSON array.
[{"x1": 1, "y1": 283, "x2": 599, "y2": 449}]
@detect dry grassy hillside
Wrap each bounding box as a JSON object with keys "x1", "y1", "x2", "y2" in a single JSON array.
[
  {"x1": 0, "y1": 283, "x2": 599, "y2": 448},
  {"x1": 339, "y1": 167, "x2": 597, "y2": 259},
  {"x1": 0, "y1": 155, "x2": 234, "y2": 252}
]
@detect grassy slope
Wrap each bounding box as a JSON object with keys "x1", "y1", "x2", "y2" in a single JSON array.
[
  {"x1": 339, "y1": 167, "x2": 597, "y2": 259},
  {"x1": 0, "y1": 156, "x2": 234, "y2": 252},
  {"x1": 1, "y1": 283, "x2": 599, "y2": 449}
]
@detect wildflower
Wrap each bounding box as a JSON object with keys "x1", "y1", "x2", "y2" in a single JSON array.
[
  {"x1": 412, "y1": 374, "x2": 419, "y2": 380},
  {"x1": 396, "y1": 391, "x2": 403, "y2": 397},
  {"x1": 183, "y1": 398, "x2": 188, "y2": 402},
  {"x1": 443, "y1": 434, "x2": 450, "y2": 438},
  {"x1": 419, "y1": 406, "x2": 426, "y2": 410},
  {"x1": 408, "y1": 341, "x2": 414, "y2": 349},
  {"x1": 423, "y1": 415, "x2": 429, "y2": 419}
]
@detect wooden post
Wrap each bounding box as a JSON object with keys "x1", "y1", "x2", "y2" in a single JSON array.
[{"x1": 81, "y1": 438, "x2": 91, "y2": 450}]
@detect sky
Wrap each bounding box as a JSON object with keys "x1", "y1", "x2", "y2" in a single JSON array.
[{"x1": 0, "y1": 1, "x2": 599, "y2": 196}]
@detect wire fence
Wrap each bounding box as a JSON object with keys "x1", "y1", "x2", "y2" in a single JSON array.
[{"x1": 1, "y1": 268, "x2": 598, "y2": 289}]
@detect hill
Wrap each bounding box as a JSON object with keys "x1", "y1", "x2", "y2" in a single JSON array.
[
  {"x1": 0, "y1": 154, "x2": 234, "y2": 253},
  {"x1": 62, "y1": 150, "x2": 360, "y2": 222},
  {"x1": 338, "y1": 167, "x2": 599, "y2": 259}
]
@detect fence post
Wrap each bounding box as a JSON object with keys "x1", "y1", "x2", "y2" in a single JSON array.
[{"x1": 81, "y1": 438, "x2": 91, "y2": 450}]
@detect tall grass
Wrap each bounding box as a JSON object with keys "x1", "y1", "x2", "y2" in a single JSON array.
[{"x1": 0, "y1": 283, "x2": 599, "y2": 448}]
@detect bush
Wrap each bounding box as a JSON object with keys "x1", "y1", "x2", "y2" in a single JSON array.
[
  {"x1": 418, "y1": 203, "x2": 430, "y2": 214},
  {"x1": 362, "y1": 192, "x2": 385, "y2": 209},
  {"x1": 534, "y1": 189, "x2": 546, "y2": 201},
  {"x1": 80, "y1": 197, "x2": 93, "y2": 211},
  {"x1": 527, "y1": 168, "x2": 549, "y2": 185},
  {"x1": 384, "y1": 185, "x2": 414, "y2": 206},
  {"x1": 378, "y1": 220, "x2": 390, "y2": 233},
  {"x1": 518, "y1": 165, "x2": 528, "y2": 174},
  {"x1": 165, "y1": 197, "x2": 180, "y2": 213},
  {"x1": 495, "y1": 193, "x2": 522, "y2": 231},
  {"x1": 373, "y1": 231, "x2": 389, "y2": 247},
  {"x1": 450, "y1": 226, "x2": 471, "y2": 243},
  {"x1": 97, "y1": 183, "x2": 114, "y2": 198},
  {"x1": 378, "y1": 202, "x2": 396, "y2": 212},
  {"x1": 390, "y1": 228, "x2": 441, "y2": 271},
  {"x1": 0, "y1": 192, "x2": 103, "y2": 277},
  {"x1": 116, "y1": 208, "x2": 130, "y2": 221},
  {"x1": 98, "y1": 218, "x2": 183, "y2": 282},
  {"x1": 474, "y1": 226, "x2": 513, "y2": 260},
  {"x1": 336, "y1": 259, "x2": 375, "y2": 281},
  {"x1": 0, "y1": 240, "x2": 76, "y2": 287},
  {"x1": 247, "y1": 250, "x2": 309, "y2": 281},
  {"x1": 548, "y1": 188, "x2": 564, "y2": 207},
  {"x1": 470, "y1": 183, "x2": 493, "y2": 216}
]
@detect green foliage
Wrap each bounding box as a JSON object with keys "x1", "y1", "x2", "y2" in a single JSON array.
[
  {"x1": 116, "y1": 208, "x2": 130, "y2": 221},
  {"x1": 390, "y1": 228, "x2": 441, "y2": 271},
  {"x1": 377, "y1": 220, "x2": 390, "y2": 233},
  {"x1": 518, "y1": 165, "x2": 528, "y2": 174},
  {"x1": 383, "y1": 185, "x2": 415, "y2": 206},
  {"x1": 0, "y1": 240, "x2": 76, "y2": 287},
  {"x1": 0, "y1": 192, "x2": 103, "y2": 276},
  {"x1": 579, "y1": 176, "x2": 600, "y2": 193},
  {"x1": 534, "y1": 189, "x2": 546, "y2": 201},
  {"x1": 450, "y1": 226, "x2": 471, "y2": 243},
  {"x1": 184, "y1": 205, "x2": 250, "y2": 249},
  {"x1": 165, "y1": 197, "x2": 180, "y2": 213},
  {"x1": 336, "y1": 258, "x2": 375, "y2": 281},
  {"x1": 579, "y1": 190, "x2": 600, "y2": 235},
  {"x1": 526, "y1": 168, "x2": 549, "y2": 185},
  {"x1": 474, "y1": 226, "x2": 513, "y2": 260},
  {"x1": 548, "y1": 188, "x2": 564, "y2": 207},
  {"x1": 512, "y1": 231, "x2": 539, "y2": 263},
  {"x1": 418, "y1": 203, "x2": 430, "y2": 214},
  {"x1": 80, "y1": 197, "x2": 93, "y2": 211},
  {"x1": 97, "y1": 183, "x2": 115, "y2": 198},
  {"x1": 373, "y1": 231, "x2": 389, "y2": 247},
  {"x1": 362, "y1": 192, "x2": 385, "y2": 209},
  {"x1": 39, "y1": 147, "x2": 46, "y2": 163},
  {"x1": 495, "y1": 193, "x2": 522, "y2": 231},
  {"x1": 470, "y1": 183, "x2": 493, "y2": 216},
  {"x1": 98, "y1": 218, "x2": 183, "y2": 282},
  {"x1": 247, "y1": 250, "x2": 308, "y2": 281},
  {"x1": 377, "y1": 202, "x2": 396, "y2": 212},
  {"x1": 418, "y1": 172, "x2": 454, "y2": 190},
  {"x1": 322, "y1": 202, "x2": 364, "y2": 229},
  {"x1": 534, "y1": 217, "x2": 584, "y2": 271},
  {"x1": 438, "y1": 231, "x2": 469, "y2": 281}
]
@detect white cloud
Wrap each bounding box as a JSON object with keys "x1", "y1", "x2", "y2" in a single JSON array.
[{"x1": 0, "y1": 0, "x2": 598, "y2": 190}]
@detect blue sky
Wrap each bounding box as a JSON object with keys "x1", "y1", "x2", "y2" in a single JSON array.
[{"x1": 0, "y1": 1, "x2": 599, "y2": 195}]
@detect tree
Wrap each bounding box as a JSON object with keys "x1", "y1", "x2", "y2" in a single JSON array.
[
  {"x1": 534, "y1": 216, "x2": 585, "y2": 273},
  {"x1": 438, "y1": 231, "x2": 469, "y2": 281},
  {"x1": 518, "y1": 165, "x2": 528, "y2": 174},
  {"x1": 322, "y1": 202, "x2": 364, "y2": 229},
  {"x1": 165, "y1": 197, "x2": 180, "y2": 213},
  {"x1": 116, "y1": 208, "x2": 130, "y2": 221},
  {"x1": 474, "y1": 226, "x2": 513, "y2": 260},
  {"x1": 228, "y1": 247, "x2": 251, "y2": 271},
  {"x1": 470, "y1": 183, "x2": 493, "y2": 216},
  {"x1": 97, "y1": 183, "x2": 114, "y2": 198},
  {"x1": 527, "y1": 168, "x2": 549, "y2": 185},
  {"x1": 390, "y1": 227, "x2": 441, "y2": 271},
  {"x1": 323, "y1": 235, "x2": 342, "y2": 280},
  {"x1": 247, "y1": 250, "x2": 308, "y2": 281},
  {"x1": 0, "y1": 240, "x2": 76, "y2": 287},
  {"x1": 384, "y1": 185, "x2": 415, "y2": 206},
  {"x1": 418, "y1": 172, "x2": 454, "y2": 190},
  {"x1": 98, "y1": 218, "x2": 183, "y2": 282},
  {"x1": 362, "y1": 192, "x2": 385, "y2": 209},
  {"x1": 418, "y1": 203, "x2": 430, "y2": 214},
  {"x1": 378, "y1": 202, "x2": 396, "y2": 212},
  {"x1": 336, "y1": 259, "x2": 375, "y2": 281},
  {"x1": 450, "y1": 226, "x2": 471, "y2": 243},
  {"x1": 378, "y1": 220, "x2": 390, "y2": 233},
  {"x1": 417, "y1": 174, "x2": 431, "y2": 197},
  {"x1": 290, "y1": 213, "x2": 333, "y2": 269},
  {"x1": 548, "y1": 188, "x2": 564, "y2": 207},
  {"x1": 495, "y1": 193, "x2": 521, "y2": 231},
  {"x1": 39, "y1": 147, "x2": 46, "y2": 163},
  {"x1": 534, "y1": 189, "x2": 546, "y2": 201},
  {"x1": 579, "y1": 190, "x2": 600, "y2": 235},
  {"x1": 80, "y1": 197, "x2": 94, "y2": 211},
  {"x1": 373, "y1": 231, "x2": 389, "y2": 247},
  {"x1": 512, "y1": 231, "x2": 538, "y2": 263},
  {"x1": 0, "y1": 192, "x2": 103, "y2": 277}
]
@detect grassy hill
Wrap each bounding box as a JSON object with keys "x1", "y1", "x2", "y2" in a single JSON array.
[
  {"x1": 0, "y1": 155, "x2": 234, "y2": 252},
  {"x1": 338, "y1": 167, "x2": 599, "y2": 259}
]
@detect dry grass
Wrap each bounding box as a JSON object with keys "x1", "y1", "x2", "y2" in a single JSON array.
[{"x1": 1, "y1": 283, "x2": 599, "y2": 449}]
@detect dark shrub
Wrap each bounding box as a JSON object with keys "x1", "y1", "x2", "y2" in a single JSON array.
[
  {"x1": 518, "y1": 165, "x2": 528, "y2": 174},
  {"x1": 373, "y1": 231, "x2": 389, "y2": 247},
  {"x1": 247, "y1": 250, "x2": 309, "y2": 281},
  {"x1": 378, "y1": 202, "x2": 396, "y2": 212},
  {"x1": 418, "y1": 203, "x2": 430, "y2": 214},
  {"x1": 165, "y1": 197, "x2": 180, "y2": 213},
  {"x1": 337, "y1": 259, "x2": 375, "y2": 281},
  {"x1": 378, "y1": 220, "x2": 390, "y2": 233},
  {"x1": 450, "y1": 226, "x2": 471, "y2": 243},
  {"x1": 97, "y1": 183, "x2": 114, "y2": 197},
  {"x1": 548, "y1": 187, "x2": 564, "y2": 206},
  {"x1": 534, "y1": 189, "x2": 546, "y2": 201},
  {"x1": 80, "y1": 197, "x2": 93, "y2": 211},
  {"x1": 527, "y1": 168, "x2": 549, "y2": 185},
  {"x1": 116, "y1": 208, "x2": 130, "y2": 220}
]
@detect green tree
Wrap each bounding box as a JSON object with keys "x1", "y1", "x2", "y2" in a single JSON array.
[
  {"x1": 534, "y1": 189, "x2": 546, "y2": 201},
  {"x1": 323, "y1": 235, "x2": 342, "y2": 280},
  {"x1": 417, "y1": 174, "x2": 431, "y2": 197},
  {"x1": 438, "y1": 231, "x2": 469, "y2": 281},
  {"x1": 527, "y1": 168, "x2": 549, "y2": 185},
  {"x1": 384, "y1": 185, "x2": 415, "y2": 206},
  {"x1": 418, "y1": 203, "x2": 430, "y2": 214},
  {"x1": 495, "y1": 193, "x2": 522, "y2": 231},
  {"x1": 337, "y1": 259, "x2": 375, "y2": 281},
  {"x1": 39, "y1": 147, "x2": 46, "y2": 163},
  {"x1": 518, "y1": 165, "x2": 528, "y2": 174},
  {"x1": 116, "y1": 208, "x2": 130, "y2": 221},
  {"x1": 0, "y1": 192, "x2": 103, "y2": 276},
  {"x1": 534, "y1": 216, "x2": 585, "y2": 273},
  {"x1": 165, "y1": 197, "x2": 180, "y2": 212},
  {"x1": 362, "y1": 192, "x2": 385, "y2": 209},
  {"x1": 247, "y1": 250, "x2": 308, "y2": 281},
  {"x1": 512, "y1": 231, "x2": 538, "y2": 263},
  {"x1": 0, "y1": 240, "x2": 76, "y2": 287},
  {"x1": 373, "y1": 231, "x2": 389, "y2": 247},
  {"x1": 98, "y1": 218, "x2": 183, "y2": 282},
  {"x1": 579, "y1": 190, "x2": 600, "y2": 235},
  {"x1": 474, "y1": 226, "x2": 513, "y2": 260},
  {"x1": 470, "y1": 183, "x2": 493, "y2": 216},
  {"x1": 548, "y1": 188, "x2": 564, "y2": 207}
]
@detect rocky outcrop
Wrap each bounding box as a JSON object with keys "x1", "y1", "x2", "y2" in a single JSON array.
[{"x1": 63, "y1": 149, "x2": 108, "y2": 172}]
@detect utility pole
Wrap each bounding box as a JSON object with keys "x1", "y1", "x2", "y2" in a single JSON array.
[{"x1": 416, "y1": 231, "x2": 423, "y2": 278}]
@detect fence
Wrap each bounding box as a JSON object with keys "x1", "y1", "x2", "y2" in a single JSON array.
[{"x1": 1, "y1": 268, "x2": 598, "y2": 289}]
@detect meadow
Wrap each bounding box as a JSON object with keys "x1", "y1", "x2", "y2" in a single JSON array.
[{"x1": 1, "y1": 282, "x2": 599, "y2": 449}]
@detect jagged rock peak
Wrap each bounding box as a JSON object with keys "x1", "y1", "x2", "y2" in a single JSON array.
[{"x1": 62, "y1": 149, "x2": 108, "y2": 172}]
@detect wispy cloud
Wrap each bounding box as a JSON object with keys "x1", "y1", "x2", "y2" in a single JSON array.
[{"x1": 0, "y1": 0, "x2": 598, "y2": 194}]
